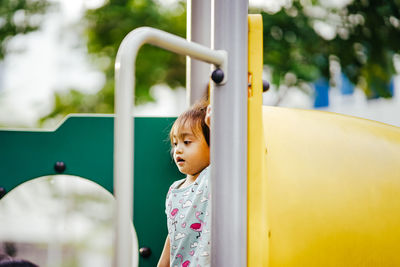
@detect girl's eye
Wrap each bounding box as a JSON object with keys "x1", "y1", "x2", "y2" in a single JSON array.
[
  {"x1": 173, "y1": 142, "x2": 177, "y2": 147},
  {"x1": 184, "y1": 140, "x2": 191, "y2": 145}
]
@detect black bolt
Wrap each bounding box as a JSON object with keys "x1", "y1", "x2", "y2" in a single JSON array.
[
  {"x1": 211, "y1": 68, "x2": 224, "y2": 84},
  {"x1": 139, "y1": 247, "x2": 152, "y2": 258},
  {"x1": 0, "y1": 187, "x2": 7, "y2": 199},
  {"x1": 263, "y1": 80, "x2": 270, "y2": 92},
  {"x1": 54, "y1": 161, "x2": 66, "y2": 173}
]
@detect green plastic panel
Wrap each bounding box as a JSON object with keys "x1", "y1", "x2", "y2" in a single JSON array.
[{"x1": 0, "y1": 115, "x2": 183, "y2": 266}]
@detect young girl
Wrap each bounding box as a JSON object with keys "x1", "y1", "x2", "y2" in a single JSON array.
[{"x1": 158, "y1": 100, "x2": 211, "y2": 267}]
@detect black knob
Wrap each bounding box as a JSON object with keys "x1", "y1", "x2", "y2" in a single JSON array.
[
  {"x1": 263, "y1": 80, "x2": 270, "y2": 92},
  {"x1": 139, "y1": 247, "x2": 152, "y2": 258},
  {"x1": 54, "y1": 161, "x2": 66, "y2": 173},
  {"x1": 0, "y1": 187, "x2": 7, "y2": 199},
  {"x1": 211, "y1": 68, "x2": 224, "y2": 84}
]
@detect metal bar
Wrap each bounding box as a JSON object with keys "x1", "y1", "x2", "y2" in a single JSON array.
[
  {"x1": 186, "y1": 0, "x2": 212, "y2": 105},
  {"x1": 114, "y1": 26, "x2": 228, "y2": 267},
  {"x1": 211, "y1": 0, "x2": 248, "y2": 266}
]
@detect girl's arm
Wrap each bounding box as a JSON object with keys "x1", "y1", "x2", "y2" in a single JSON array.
[{"x1": 157, "y1": 235, "x2": 170, "y2": 267}]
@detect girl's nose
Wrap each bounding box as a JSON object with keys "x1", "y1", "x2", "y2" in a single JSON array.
[{"x1": 175, "y1": 145, "x2": 183, "y2": 153}]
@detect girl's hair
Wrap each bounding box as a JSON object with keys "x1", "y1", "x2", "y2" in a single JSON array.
[{"x1": 169, "y1": 98, "x2": 210, "y2": 146}]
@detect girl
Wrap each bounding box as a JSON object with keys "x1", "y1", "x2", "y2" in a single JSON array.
[{"x1": 158, "y1": 100, "x2": 211, "y2": 267}]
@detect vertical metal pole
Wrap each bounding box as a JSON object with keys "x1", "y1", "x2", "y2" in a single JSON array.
[
  {"x1": 187, "y1": 0, "x2": 212, "y2": 105},
  {"x1": 114, "y1": 40, "x2": 135, "y2": 267},
  {"x1": 211, "y1": 0, "x2": 248, "y2": 266}
]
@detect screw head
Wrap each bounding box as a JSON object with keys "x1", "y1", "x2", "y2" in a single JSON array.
[
  {"x1": 263, "y1": 80, "x2": 270, "y2": 92},
  {"x1": 54, "y1": 161, "x2": 66, "y2": 173},
  {"x1": 0, "y1": 187, "x2": 7, "y2": 199},
  {"x1": 211, "y1": 68, "x2": 224, "y2": 84},
  {"x1": 139, "y1": 247, "x2": 152, "y2": 258}
]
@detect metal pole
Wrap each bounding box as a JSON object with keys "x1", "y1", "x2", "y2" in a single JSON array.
[
  {"x1": 211, "y1": 0, "x2": 248, "y2": 266},
  {"x1": 114, "y1": 26, "x2": 227, "y2": 267},
  {"x1": 186, "y1": 0, "x2": 212, "y2": 105}
]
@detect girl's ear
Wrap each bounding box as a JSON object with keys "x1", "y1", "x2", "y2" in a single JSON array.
[{"x1": 205, "y1": 105, "x2": 211, "y2": 127}]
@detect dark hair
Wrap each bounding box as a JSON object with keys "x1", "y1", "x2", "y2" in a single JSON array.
[
  {"x1": 0, "y1": 254, "x2": 38, "y2": 267},
  {"x1": 169, "y1": 98, "x2": 210, "y2": 146}
]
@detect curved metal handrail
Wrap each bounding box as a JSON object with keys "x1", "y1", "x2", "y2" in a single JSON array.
[{"x1": 113, "y1": 26, "x2": 227, "y2": 267}]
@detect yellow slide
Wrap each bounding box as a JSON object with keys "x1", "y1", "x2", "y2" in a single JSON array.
[{"x1": 262, "y1": 107, "x2": 400, "y2": 266}]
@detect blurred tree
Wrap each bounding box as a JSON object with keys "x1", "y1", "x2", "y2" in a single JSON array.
[
  {"x1": 259, "y1": 1, "x2": 328, "y2": 100},
  {"x1": 0, "y1": 0, "x2": 49, "y2": 60},
  {"x1": 259, "y1": 0, "x2": 400, "y2": 99},
  {"x1": 40, "y1": 0, "x2": 186, "y2": 123},
  {"x1": 330, "y1": 0, "x2": 400, "y2": 98},
  {"x1": 42, "y1": 0, "x2": 400, "y2": 124}
]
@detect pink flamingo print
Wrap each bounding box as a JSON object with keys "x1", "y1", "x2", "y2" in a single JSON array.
[
  {"x1": 190, "y1": 211, "x2": 204, "y2": 238},
  {"x1": 169, "y1": 206, "x2": 179, "y2": 231},
  {"x1": 176, "y1": 254, "x2": 190, "y2": 267}
]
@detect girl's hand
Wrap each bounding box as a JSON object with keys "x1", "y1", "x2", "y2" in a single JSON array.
[{"x1": 205, "y1": 105, "x2": 211, "y2": 127}]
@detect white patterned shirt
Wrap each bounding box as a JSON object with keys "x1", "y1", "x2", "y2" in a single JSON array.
[{"x1": 165, "y1": 167, "x2": 211, "y2": 267}]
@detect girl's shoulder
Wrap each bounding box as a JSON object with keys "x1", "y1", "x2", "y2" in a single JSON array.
[
  {"x1": 201, "y1": 165, "x2": 210, "y2": 178},
  {"x1": 166, "y1": 178, "x2": 186, "y2": 198},
  {"x1": 195, "y1": 165, "x2": 210, "y2": 185},
  {"x1": 167, "y1": 166, "x2": 210, "y2": 195},
  {"x1": 169, "y1": 178, "x2": 186, "y2": 190}
]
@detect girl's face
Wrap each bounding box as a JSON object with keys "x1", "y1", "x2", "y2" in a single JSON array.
[{"x1": 172, "y1": 125, "x2": 210, "y2": 177}]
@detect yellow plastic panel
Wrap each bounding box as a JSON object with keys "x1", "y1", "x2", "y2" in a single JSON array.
[
  {"x1": 247, "y1": 14, "x2": 269, "y2": 266},
  {"x1": 262, "y1": 106, "x2": 400, "y2": 266}
]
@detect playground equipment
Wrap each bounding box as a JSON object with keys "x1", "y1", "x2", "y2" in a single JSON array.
[
  {"x1": 259, "y1": 106, "x2": 400, "y2": 266},
  {"x1": 114, "y1": 26, "x2": 227, "y2": 267},
  {"x1": 0, "y1": 115, "x2": 178, "y2": 267},
  {"x1": 2, "y1": 0, "x2": 400, "y2": 266}
]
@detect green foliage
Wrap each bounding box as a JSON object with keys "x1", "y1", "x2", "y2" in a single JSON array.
[
  {"x1": 259, "y1": 0, "x2": 400, "y2": 98},
  {"x1": 331, "y1": 0, "x2": 400, "y2": 98},
  {"x1": 41, "y1": 0, "x2": 186, "y2": 124},
  {"x1": 39, "y1": 89, "x2": 107, "y2": 125},
  {"x1": 0, "y1": 0, "x2": 49, "y2": 59},
  {"x1": 41, "y1": 0, "x2": 400, "y2": 124},
  {"x1": 260, "y1": 2, "x2": 329, "y2": 88},
  {"x1": 88, "y1": 0, "x2": 187, "y2": 101}
]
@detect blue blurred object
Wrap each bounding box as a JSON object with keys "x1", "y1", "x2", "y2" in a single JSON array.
[
  {"x1": 314, "y1": 78, "x2": 330, "y2": 108},
  {"x1": 341, "y1": 73, "x2": 354, "y2": 95},
  {"x1": 390, "y1": 78, "x2": 394, "y2": 97}
]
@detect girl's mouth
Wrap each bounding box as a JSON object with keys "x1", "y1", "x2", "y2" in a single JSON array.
[{"x1": 176, "y1": 157, "x2": 185, "y2": 165}]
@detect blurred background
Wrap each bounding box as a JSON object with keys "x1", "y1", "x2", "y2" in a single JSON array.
[
  {"x1": 0, "y1": 0, "x2": 399, "y2": 129},
  {"x1": 0, "y1": 0, "x2": 399, "y2": 266},
  {"x1": 0, "y1": 176, "x2": 122, "y2": 267}
]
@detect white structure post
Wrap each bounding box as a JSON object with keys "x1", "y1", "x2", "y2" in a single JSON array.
[{"x1": 186, "y1": 0, "x2": 212, "y2": 105}]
